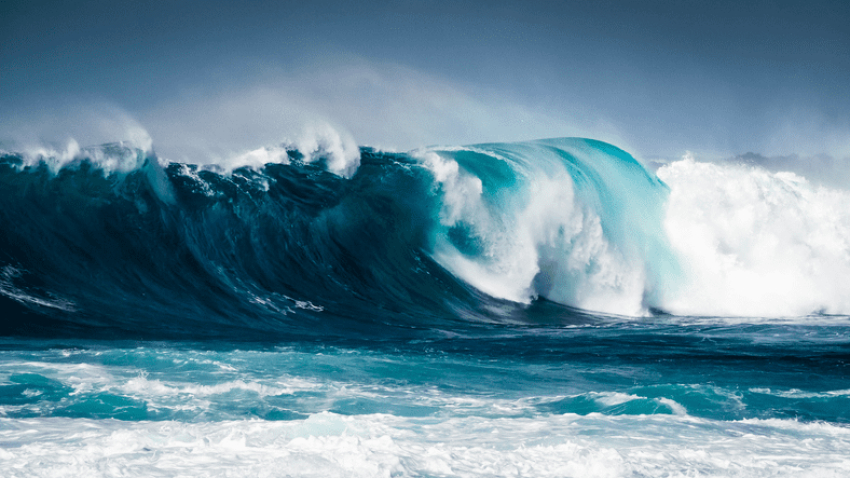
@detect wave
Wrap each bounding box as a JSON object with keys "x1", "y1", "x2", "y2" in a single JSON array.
[{"x1": 1, "y1": 137, "x2": 849, "y2": 336}]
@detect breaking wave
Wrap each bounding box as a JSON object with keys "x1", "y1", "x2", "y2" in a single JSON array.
[{"x1": 2, "y1": 136, "x2": 849, "y2": 337}]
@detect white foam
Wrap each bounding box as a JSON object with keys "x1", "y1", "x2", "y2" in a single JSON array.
[
  {"x1": 221, "y1": 145, "x2": 292, "y2": 171},
  {"x1": 658, "y1": 154, "x2": 850, "y2": 316},
  {"x1": 17, "y1": 138, "x2": 82, "y2": 170},
  {"x1": 9, "y1": 120, "x2": 360, "y2": 180},
  {"x1": 213, "y1": 123, "x2": 360, "y2": 177},
  {"x1": 592, "y1": 392, "x2": 643, "y2": 407},
  {"x1": 290, "y1": 122, "x2": 361, "y2": 178},
  {"x1": 2, "y1": 412, "x2": 849, "y2": 477},
  {"x1": 13, "y1": 126, "x2": 155, "y2": 175}
]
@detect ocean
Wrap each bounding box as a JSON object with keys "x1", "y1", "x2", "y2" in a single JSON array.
[{"x1": 1, "y1": 137, "x2": 849, "y2": 477}]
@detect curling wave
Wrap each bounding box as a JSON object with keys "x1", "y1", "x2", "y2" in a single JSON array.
[{"x1": 1, "y1": 137, "x2": 848, "y2": 337}]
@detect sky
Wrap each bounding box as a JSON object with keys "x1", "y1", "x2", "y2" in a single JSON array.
[{"x1": 1, "y1": 0, "x2": 848, "y2": 163}]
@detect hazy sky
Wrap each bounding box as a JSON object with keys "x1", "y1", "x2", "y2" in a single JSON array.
[{"x1": 2, "y1": 0, "x2": 848, "y2": 161}]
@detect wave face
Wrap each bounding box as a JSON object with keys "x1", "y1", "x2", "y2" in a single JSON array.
[{"x1": 1, "y1": 137, "x2": 849, "y2": 338}]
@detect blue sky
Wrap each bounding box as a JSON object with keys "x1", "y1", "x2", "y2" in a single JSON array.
[{"x1": 2, "y1": 0, "x2": 848, "y2": 162}]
